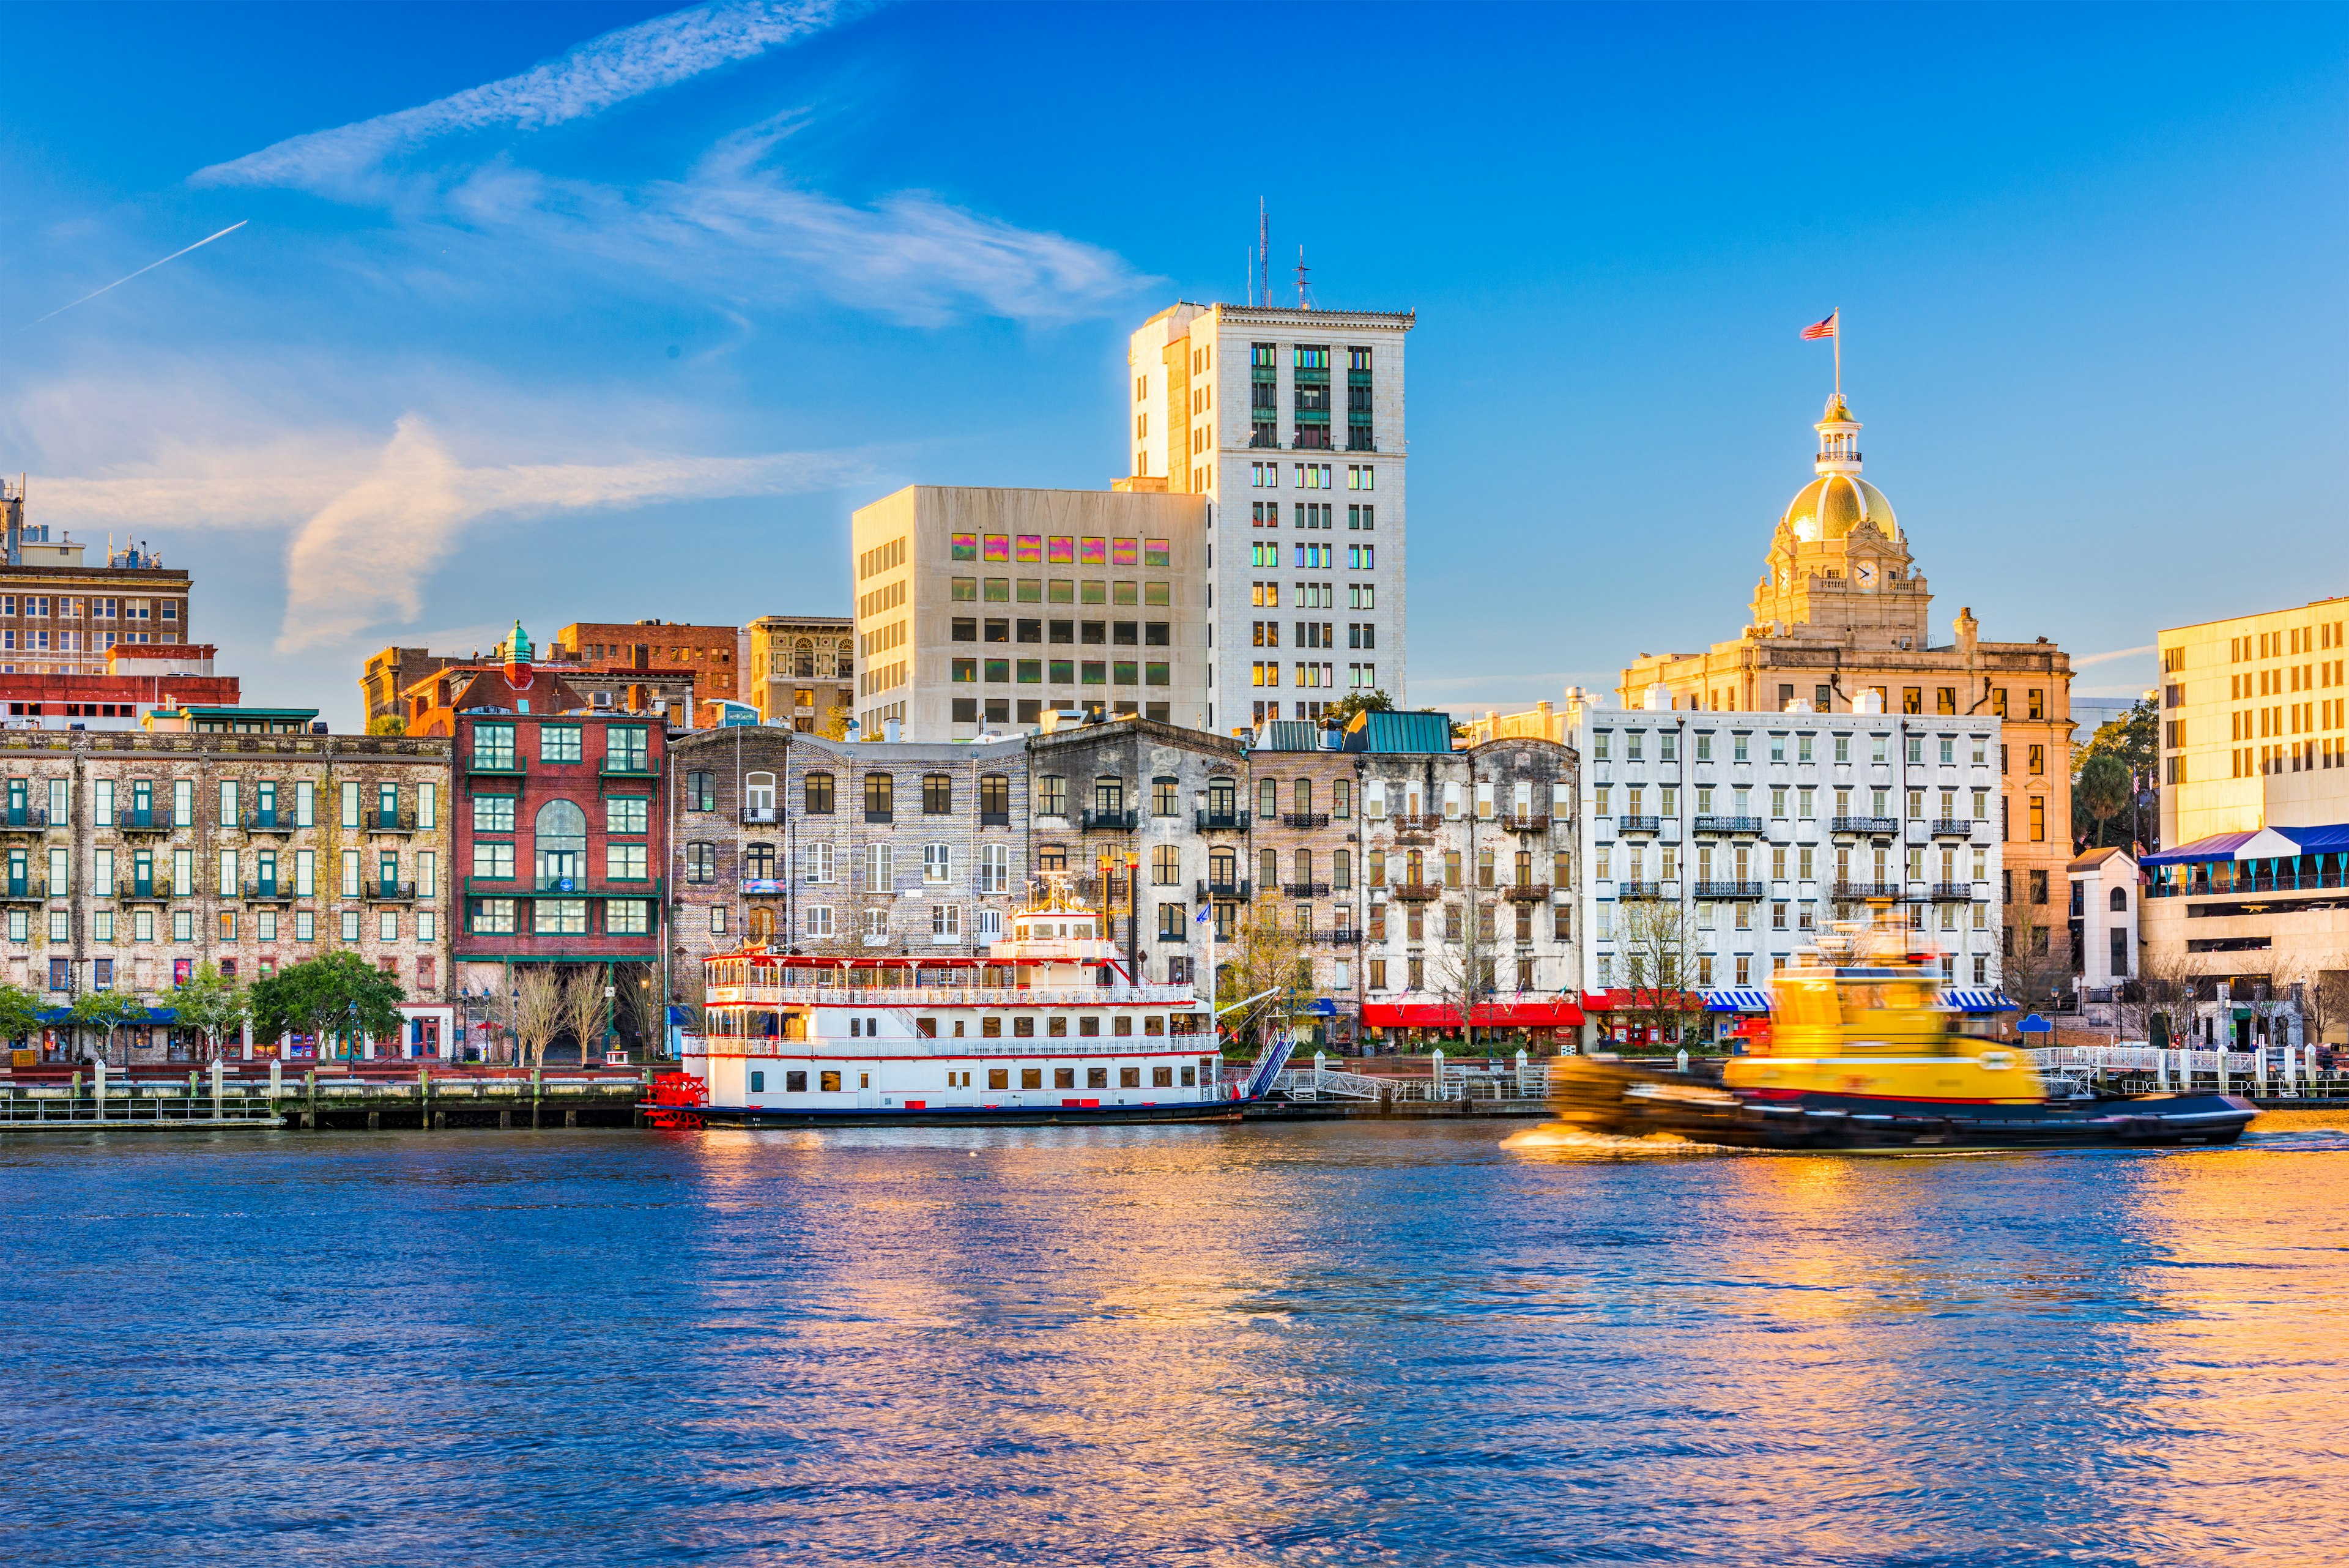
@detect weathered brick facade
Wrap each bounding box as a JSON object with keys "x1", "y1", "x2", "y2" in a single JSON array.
[{"x1": 0, "y1": 729, "x2": 456, "y2": 1063}]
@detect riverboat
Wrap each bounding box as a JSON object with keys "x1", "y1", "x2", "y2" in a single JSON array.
[
  {"x1": 672, "y1": 885, "x2": 1239, "y2": 1126},
  {"x1": 1548, "y1": 909, "x2": 2255, "y2": 1151}
]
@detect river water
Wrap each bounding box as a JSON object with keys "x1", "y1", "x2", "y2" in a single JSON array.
[{"x1": 7, "y1": 1115, "x2": 2349, "y2": 1566}]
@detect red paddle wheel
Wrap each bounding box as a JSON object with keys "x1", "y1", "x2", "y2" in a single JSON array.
[{"x1": 644, "y1": 1071, "x2": 709, "y2": 1130}]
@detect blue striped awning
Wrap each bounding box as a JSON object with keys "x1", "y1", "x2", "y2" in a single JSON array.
[
  {"x1": 1937, "y1": 989, "x2": 2014, "y2": 1013},
  {"x1": 1703, "y1": 988, "x2": 1771, "y2": 1013}
]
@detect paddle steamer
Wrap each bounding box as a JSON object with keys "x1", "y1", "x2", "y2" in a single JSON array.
[{"x1": 679, "y1": 884, "x2": 1232, "y2": 1125}]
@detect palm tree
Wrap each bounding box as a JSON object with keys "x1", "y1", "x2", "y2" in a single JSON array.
[{"x1": 2076, "y1": 754, "x2": 2132, "y2": 849}]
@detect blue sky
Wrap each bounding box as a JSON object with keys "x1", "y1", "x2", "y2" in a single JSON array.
[{"x1": 1, "y1": 1, "x2": 2343, "y2": 729}]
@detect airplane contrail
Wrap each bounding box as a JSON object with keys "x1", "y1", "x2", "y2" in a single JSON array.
[{"x1": 24, "y1": 220, "x2": 248, "y2": 328}]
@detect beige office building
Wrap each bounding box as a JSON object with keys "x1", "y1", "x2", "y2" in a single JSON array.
[
  {"x1": 1617, "y1": 390, "x2": 2076, "y2": 972},
  {"x1": 849, "y1": 486, "x2": 1209, "y2": 741},
  {"x1": 2153, "y1": 596, "x2": 2349, "y2": 847},
  {"x1": 743, "y1": 614, "x2": 855, "y2": 732}
]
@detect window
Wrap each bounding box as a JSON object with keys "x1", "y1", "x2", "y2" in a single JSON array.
[
  {"x1": 980, "y1": 773, "x2": 1011, "y2": 820},
  {"x1": 607, "y1": 726, "x2": 650, "y2": 771},
  {"x1": 607, "y1": 797, "x2": 648, "y2": 835},
  {"x1": 1037, "y1": 775, "x2": 1067, "y2": 817},
  {"x1": 978, "y1": 843, "x2": 1011, "y2": 893},
  {"x1": 864, "y1": 772, "x2": 894, "y2": 821},
  {"x1": 535, "y1": 799, "x2": 588, "y2": 887},
  {"x1": 536, "y1": 900, "x2": 588, "y2": 935},
  {"x1": 923, "y1": 843, "x2": 952, "y2": 883},
  {"x1": 860, "y1": 844, "x2": 894, "y2": 893},
  {"x1": 685, "y1": 770, "x2": 716, "y2": 811},
  {"x1": 921, "y1": 773, "x2": 954, "y2": 814},
  {"x1": 541, "y1": 726, "x2": 583, "y2": 764},
  {"x1": 473, "y1": 793, "x2": 516, "y2": 833},
  {"x1": 608, "y1": 843, "x2": 648, "y2": 880}
]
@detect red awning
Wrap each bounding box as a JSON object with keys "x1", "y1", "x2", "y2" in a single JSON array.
[
  {"x1": 1581, "y1": 989, "x2": 1704, "y2": 1013},
  {"x1": 1360, "y1": 998, "x2": 1586, "y2": 1028}
]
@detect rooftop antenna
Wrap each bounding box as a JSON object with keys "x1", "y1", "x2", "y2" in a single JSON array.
[
  {"x1": 1296, "y1": 245, "x2": 1312, "y2": 310},
  {"x1": 1259, "y1": 199, "x2": 1269, "y2": 311}
]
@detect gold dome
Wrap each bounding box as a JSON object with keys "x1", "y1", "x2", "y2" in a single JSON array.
[
  {"x1": 1819, "y1": 392, "x2": 1857, "y2": 425},
  {"x1": 1781, "y1": 473, "x2": 1898, "y2": 543}
]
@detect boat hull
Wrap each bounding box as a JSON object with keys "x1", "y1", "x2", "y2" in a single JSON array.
[
  {"x1": 651, "y1": 1099, "x2": 1247, "y2": 1129},
  {"x1": 1548, "y1": 1058, "x2": 2256, "y2": 1150}
]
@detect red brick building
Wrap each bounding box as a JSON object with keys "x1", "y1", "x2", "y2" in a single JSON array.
[
  {"x1": 554, "y1": 620, "x2": 739, "y2": 709},
  {"x1": 0, "y1": 643, "x2": 239, "y2": 728},
  {"x1": 443, "y1": 628, "x2": 667, "y2": 1052}
]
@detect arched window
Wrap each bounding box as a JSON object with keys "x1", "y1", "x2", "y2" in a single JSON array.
[
  {"x1": 793, "y1": 638, "x2": 815, "y2": 678},
  {"x1": 1293, "y1": 778, "x2": 1313, "y2": 816},
  {"x1": 534, "y1": 799, "x2": 587, "y2": 888},
  {"x1": 1209, "y1": 846, "x2": 1236, "y2": 888},
  {"x1": 1152, "y1": 845, "x2": 1180, "y2": 886},
  {"x1": 1152, "y1": 776, "x2": 1180, "y2": 816},
  {"x1": 2110, "y1": 886, "x2": 2128, "y2": 912},
  {"x1": 744, "y1": 771, "x2": 776, "y2": 812},
  {"x1": 748, "y1": 907, "x2": 777, "y2": 943},
  {"x1": 1094, "y1": 776, "x2": 1124, "y2": 812},
  {"x1": 1406, "y1": 849, "x2": 1425, "y2": 886}
]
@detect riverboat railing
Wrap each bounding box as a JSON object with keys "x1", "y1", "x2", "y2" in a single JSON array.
[{"x1": 705, "y1": 984, "x2": 1198, "y2": 1008}]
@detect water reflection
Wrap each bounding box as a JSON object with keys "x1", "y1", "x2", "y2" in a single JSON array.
[{"x1": 5, "y1": 1120, "x2": 2349, "y2": 1565}]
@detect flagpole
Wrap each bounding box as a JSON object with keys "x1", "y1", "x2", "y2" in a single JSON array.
[{"x1": 1834, "y1": 308, "x2": 1842, "y2": 398}]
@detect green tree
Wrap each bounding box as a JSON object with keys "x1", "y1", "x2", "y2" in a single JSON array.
[
  {"x1": 70, "y1": 989, "x2": 151, "y2": 1066},
  {"x1": 0, "y1": 982, "x2": 45, "y2": 1053},
  {"x1": 367, "y1": 713, "x2": 407, "y2": 736},
  {"x1": 1213, "y1": 895, "x2": 1312, "y2": 1057},
  {"x1": 163, "y1": 960, "x2": 249, "y2": 1063},
  {"x1": 251, "y1": 951, "x2": 406, "y2": 1060},
  {"x1": 1323, "y1": 689, "x2": 1395, "y2": 728},
  {"x1": 2075, "y1": 753, "x2": 2133, "y2": 850},
  {"x1": 2073, "y1": 696, "x2": 2156, "y2": 848}
]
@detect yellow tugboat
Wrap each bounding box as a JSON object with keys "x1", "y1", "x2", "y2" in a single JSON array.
[{"x1": 1550, "y1": 908, "x2": 2255, "y2": 1150}]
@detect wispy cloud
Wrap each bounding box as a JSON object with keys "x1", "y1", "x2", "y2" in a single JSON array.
[
  {"x1": 2076, "y1": 644, "x2": 2156, "y2": 667},
  {"x1": 195, "y1": 0, "x2": 869, "y2": 201},
  {"x1": 31, "y1": 411, "x2": 880, "y2": 652},
  {"x1": 186, "y1": 0, "x2": 1137, "y2": 325}
]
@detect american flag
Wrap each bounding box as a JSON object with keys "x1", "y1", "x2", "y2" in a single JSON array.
[{"x1": 1799, "y1": 311, "x2": 1838, "y2": 341}]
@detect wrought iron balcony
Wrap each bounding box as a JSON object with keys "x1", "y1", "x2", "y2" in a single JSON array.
[
  {"x1": 1497, "y1": 813, "x2": 1551, "y2": 833},
  {"x1": 1081, "y1": 807, "x2": 1138, "y2": 832},
  {"x1": 242, "y1": 809, "x2": 297, "y2": 833},
  {"x1": 363, "y1": 880, "x2": 418, "y2": 903},
  {"x1": 1195, "y1": 877, "x2": 1251, "y2": 901},
  {"x1": 1193, "y1": 809, "x2": 1246, "y2": 832},
  {"x1": 1930, "y1": 819, "x2": 1975, "y2": 838},
  {"x1": 1830, "y1": 816, "x2": 1899, "y2": 838},
  {"x1": 1280, "y1": 881, "x2": 1331, "y2": 898},
  {"x1": 1617, "y1": 814, "x2": 1661, "y2": 834},
  {"x1": 0, "y1": 877, "x2": 46, "y2": 902},
  {"x1": 1616, "y1": 880, "x2": 1662, "y2": 901},
  {"x1": 1833, "y1": 880, "x2": 1904, "y2": 900},
  {"x1": 1694, "y1": 815, "x2": 1763, "y2": 836},
  {"x1": 1693, "y1": 880, "x2": 1766, "y2": 901},
  {"x1": 241, "y1": 880, "x2": 294, "y2": 904},
  {"x1": 1282, "y1": 812, "x2": 1330, "y2": 830},
  {"x1": 1929, "y1": 882, "x2": 1976, "y2": 902},
  {"x1": 1389, "y1": 882, "x2": 1440, "y2": 901},
  {"x1": 116, "y1": 808, "x2": 180, "y2": 834},
  {"x1": 116, "y1": 878, "x2": 166, "y2": 901},
  {"x1": 1503, "y1": 881, "x2": 1554, "y2": 902},
  {"x1": 364, "y1": 808, "x2": 418, "y2": 833},
  {"x1": 0, "y1": 807, "x2": 49, "y2": 832},
  {"x1": 739, "y1": 806, "x2": 780, "y2": 826}
]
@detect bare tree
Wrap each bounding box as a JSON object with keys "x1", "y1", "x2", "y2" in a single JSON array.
[
  {"x1": 1215, "y1": 893, "x2": 1310, "y2": 1055},
  {"x1": 561, "y1": 965, "x2": 611, "y2": 1066},
  {"x1": 1432, "y1": 894, "x2": 1501, "y2": 1051},
  {"x1": 2291, "y1": 957, "x2": 2349, "y2": 1051},
  {"x1": 2112, "y1": 943, "x2": 2200, "y2": 1046},
  {"x1": 2002, "y1": 896, "x2": 2065, "y2": 1014},
  {"x1": 617, "y1": 962, "x2": 669, "y2": 1058},
  {"x1": 514, "y1": 968, "x2": 565, "y2": 1069},
  {"x1": 1617, "y1": 898, "x2": 1704, "y2": 1048}
]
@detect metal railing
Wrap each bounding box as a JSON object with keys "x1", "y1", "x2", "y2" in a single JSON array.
[
  {"x1": 242, "y1": 809, "x2": 297, "y2": 831},
  {"x1": 1831, "y1": 816, "x2": 1899, "y2": 836},
  {"x1": 0, "y1": 877, "x2": 46, "y2": 901},
  {"x1": 1930, "y1": 819, "x2": 1976, "y2": 838},
  {"x1": 1832, "y1": 880, "x2": 1904, "y2": 899},
  {"x1": 705, "y1": 984, "x2": 1198, "y2": 1009},
  {"x1": 600, "y1": 757, "x2": 655, "y2": 777},
  {"x1": 1280, "y1": 880, "x2": 1332, "y2": 897},
  {"x1": 1928, "y1": 882, "x2": 1975, "y2": 901},
  {"x1": 1388, "y1": 882, "x2": 1439, "y2": 901},
  {"x1": 1694, "y1": 816, "x2": 1762, "y2": 835},
  {"x1": 364, "y1": 808, "x2": 417, "y2": 833},
  {"x1": 1282, "y1": 812, "x2": 1330, "y2": 830},
  {"x1": 1194, "y1": 809, "x2": 1245, "y2": 831},
  {"x1": 116, "y1": 879, "x2": 168, "y2": 901},
  {"x1": 467, "y1": 753, "x2": 525, "y2": 775},
  {"x1": 242, "y1": 880, "x2": 294, "y2": 902},
  {"x1": 1080, "y1": 808, "x2": 1138, "y2": 832},
  {"x1": 1694, "y1": 880, "x2": 1765, "y2": 901},
  {"x1": 738, "y1": 806, "x2": 780, "y2": 825},
  {"x1": 363, "y1": 880, "x2": 418, "y2": 902},
  {"x1": 1617, "y1": 814, "x2": 1661, "y2": 834},
  {"x1": 1497, "y1": 813, "x2": 1551, "y2": 833},
  {"x1": 1195, "y1": 877, "x2": 1251, "y2": 901},
  {"x1": 115, "y1": 809, "x2": 180, "y2": 832},
  {"x1": 0, "y1": 807, "x2": 50, "y2": 831}
]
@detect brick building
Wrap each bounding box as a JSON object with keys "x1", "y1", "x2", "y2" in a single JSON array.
[
  {"x1": 450, "y1": 646, "x2": 667, "y2": 1057},
  {"x1": 0, "y1": 488, "x2": 193, "y2": 677},
  {"x1": 2, "y1": 643, "x2": 240, "y2": 729},
  {"x1": 554, "y1": 620, "x2": 740, "y2": 709},
  {"x1": 361, "y1": 645, "x2": 467, "y2": 728},
  {"x1": 0, "y1": 727, "x2": 456, "y2": 1064}
]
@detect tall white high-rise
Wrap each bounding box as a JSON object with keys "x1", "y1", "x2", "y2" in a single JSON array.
[{"x1": 1123, "y1": 302, "x2": 1412, "y2": 733}]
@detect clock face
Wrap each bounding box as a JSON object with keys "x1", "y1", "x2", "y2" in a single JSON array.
[{"x1": 1857, "y1": 563, "x2": 1877, "y2": 587}]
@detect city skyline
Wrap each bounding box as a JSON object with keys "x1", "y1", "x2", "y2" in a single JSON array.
[{"x1": 0, "y1": 2, "x2": 2343, "y2": 728}]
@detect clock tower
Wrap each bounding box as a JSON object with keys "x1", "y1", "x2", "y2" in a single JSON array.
[{"x1": 1745, "y1": 393, "x2": 1932, "y2": 650}]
